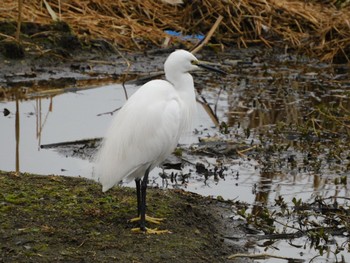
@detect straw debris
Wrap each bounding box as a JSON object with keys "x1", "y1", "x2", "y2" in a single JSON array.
[{"x1": 0, "y1": 0, "x2": 350, "y2": 62}]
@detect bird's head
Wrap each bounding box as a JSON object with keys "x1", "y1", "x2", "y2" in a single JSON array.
[
  {"x1": 164, "y1": 50, "x2": 226, "y2": 83},
  {"x1": 164, "y1": 50, "x2": 199, "y2": 75}
]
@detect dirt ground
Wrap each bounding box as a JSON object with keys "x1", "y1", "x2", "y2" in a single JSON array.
[{"x1": 0, "y1": 172, "x2": 250, "y2": 263}]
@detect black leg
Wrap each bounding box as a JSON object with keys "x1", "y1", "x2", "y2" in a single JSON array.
[
  {"x1": 139, "y1": 166, "x2": 151, "y2": 231},
  {"x1": 135, "y1": 178, "x2": 141, "y2": 216}
]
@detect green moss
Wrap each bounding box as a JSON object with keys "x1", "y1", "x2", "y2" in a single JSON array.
[
  {"x1": 0, "y1": 171, "x2": 232, "y2": 262},
  {"x1": 173, "y1": 147, "x2": 183, "y2": 157},
  {"x1": 3, "y1": 193, "x2": 28, "y2": 204}
]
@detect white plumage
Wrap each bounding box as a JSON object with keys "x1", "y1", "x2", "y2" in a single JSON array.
[
  {"x1": 94, "y1": 49, "x2": 225, "y2": 232},
  {"x1": 95, "y1": 50, "x2": 198, "y2": 192}
]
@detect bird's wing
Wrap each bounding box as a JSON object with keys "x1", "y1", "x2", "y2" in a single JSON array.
[{"x1": 95, "y1": 80, "x2": 182, "y2": 192}]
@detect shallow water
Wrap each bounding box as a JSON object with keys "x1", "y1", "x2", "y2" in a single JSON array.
[
  {"x1": 1, "y1": 54, "x2": 350, "y2": 262},
  {"x1": 0, "y1": 84, "x2": 260, "y2": 202}
]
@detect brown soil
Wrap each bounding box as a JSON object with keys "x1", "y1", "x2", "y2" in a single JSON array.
[{"x1": 0, "y1": 172, "x2": 249, "y2": 263}]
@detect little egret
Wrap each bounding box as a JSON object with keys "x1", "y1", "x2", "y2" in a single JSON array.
[{"x1": 95, "y1": 49, "x2": 225, "y2": 233}]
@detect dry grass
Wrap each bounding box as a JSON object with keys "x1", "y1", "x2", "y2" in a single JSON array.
[{"x1": 1, "y1": 0, "x2": 350, "y2": 61}]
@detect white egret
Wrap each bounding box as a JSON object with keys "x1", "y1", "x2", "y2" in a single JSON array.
[{"x1": 95, "y1": 49, "x2": 225, "y2": 233}]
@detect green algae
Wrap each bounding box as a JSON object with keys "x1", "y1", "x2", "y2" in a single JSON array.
[{"x1": 0, "y1": 171, "x2": 237, "y2": 262}]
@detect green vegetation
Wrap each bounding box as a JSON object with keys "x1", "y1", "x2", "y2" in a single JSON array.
[{"x1": 0, "y1": 172, "x2": 234, "y2": 262}]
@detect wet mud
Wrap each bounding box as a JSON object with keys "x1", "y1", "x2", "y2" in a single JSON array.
[{"x1": 0, "y1": 172, "x2": 249, "y2": 263}]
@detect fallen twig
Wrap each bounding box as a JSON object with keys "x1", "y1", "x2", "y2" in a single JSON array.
[
  {"x1": 228, "y1": 252, "x2": 305, "y2": 262},
  {"x1": 191, "y1": 15, "x2": 223, "y2": 54},
  {"x1": 196, "y1": 95, "x2": 220, "y2": 127}
]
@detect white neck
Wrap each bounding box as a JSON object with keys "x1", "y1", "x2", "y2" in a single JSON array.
[{"x1": 167, "y1": 72, "x2": 197, "y2": 132}]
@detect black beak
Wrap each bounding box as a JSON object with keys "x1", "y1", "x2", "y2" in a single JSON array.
[{"x1": 197, "y1": 62, "x2": 227, "y2": 75}]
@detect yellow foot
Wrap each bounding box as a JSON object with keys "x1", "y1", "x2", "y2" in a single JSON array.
[
  {"x1": 131, "y1": 227, "x2": 172, "y2": 234},
  {"x1": 129, "y1": 215, "x2": 165, "y2": 225}
]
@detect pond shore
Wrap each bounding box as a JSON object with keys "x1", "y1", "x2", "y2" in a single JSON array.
[{"x1": 0, "y1": 172, "x2": 250, "y2": 262}]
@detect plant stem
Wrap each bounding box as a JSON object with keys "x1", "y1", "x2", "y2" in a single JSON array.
[{"x1": 16, "y1": 0, "x2": 23, "y2": 41}]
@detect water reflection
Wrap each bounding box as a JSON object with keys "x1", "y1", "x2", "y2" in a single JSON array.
[
  {"x1": 213, "y1": 58, "x2": 350, "y2": 261},
  {"x1": 0, "y1": 85, "x2": 130, "y2": 176},
  {"x1": 15, "y1": 92, "x2": 20, "y2": 174},
  {"x1": 227, "y1": 78, "x2": 303, "y2": 129},
  {"x1": 11, "y1": 93, "x2": 62, "y2": 175},
  {"x1": 35, "y1": 96, "x2": 53, "y2": 148},
  {"x1": 224, "y1": 61, "x2": 350, "y2": 200},
  {"x1": 252, "y1": 171, "x2": 273, "y2": 216}
]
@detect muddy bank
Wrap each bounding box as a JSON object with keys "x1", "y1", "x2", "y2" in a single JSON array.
[
  {"x1": 0, "y1": 21, "x2": 178, "y2": 96},
  {"x1": 0, "y1": 21, "x2": 264, "y2": 99},
  {"x1": 0, "y1": 43, "x2": 162, "y2": 96},
  {"x1": 0, "y1": 172, "x2": 250, "y2": 263}
]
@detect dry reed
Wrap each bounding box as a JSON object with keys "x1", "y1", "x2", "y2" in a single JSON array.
[{"x1": 0, "y1": 0, "x2": 349, "y2": 62}]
